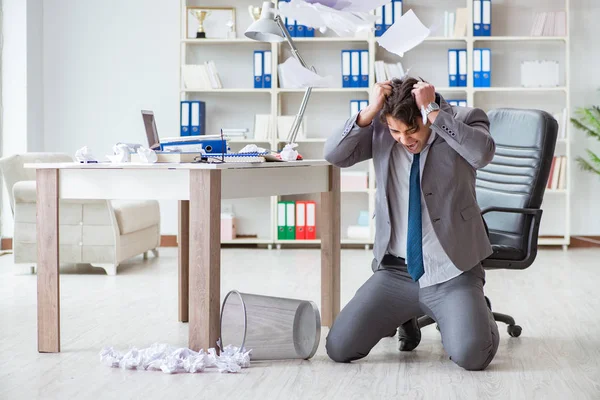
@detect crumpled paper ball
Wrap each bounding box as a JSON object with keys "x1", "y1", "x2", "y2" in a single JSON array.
[
  {"x1": 280, "y1": 143, "x2": 299, "y2": 161},
  {"x1": 136, "y1": 147, "x2": 158, "y2": 164},
  {"x1": 106, "y1": 143, "x2": 131, "y2": 163},
  {"x1": 75, "y1": 146, "x2": 96, "y2": 162}
]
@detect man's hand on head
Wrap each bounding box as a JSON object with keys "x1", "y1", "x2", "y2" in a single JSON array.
[
  {"x1": 412, "y1": 81, "x2": 439, "y2": 124},
  {"x1": 411, "y1": 81, "x2": 436, "y2": 110}
]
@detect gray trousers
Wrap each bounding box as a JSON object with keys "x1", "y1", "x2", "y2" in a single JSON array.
[{"x1": 326, "y1": 262, "x2": 499, "y2": 371}]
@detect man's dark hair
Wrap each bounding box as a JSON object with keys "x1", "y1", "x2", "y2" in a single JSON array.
[{"x1": 380, "y1": 77, "x2": 421, "y2": 133}]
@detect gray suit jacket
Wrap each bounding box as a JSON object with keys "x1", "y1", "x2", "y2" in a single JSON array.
[{"x1": 324, "y1": 95, "x2": 495, "y2": 272}]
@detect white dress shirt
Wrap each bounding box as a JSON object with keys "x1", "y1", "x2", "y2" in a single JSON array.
[{"x1": 386, "y1": 131, "x2": 464, "y2": 288}]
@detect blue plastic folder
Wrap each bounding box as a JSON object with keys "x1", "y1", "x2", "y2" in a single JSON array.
[
  {"x1": 253, "y1": 50, "x2": 264, "y2": 88},
  {"x1": 342, "y1": 50, "x2": 351, "y2": 88},
  {"x1": 180, "y1": 101, "x2": 191, "y2": 136}
]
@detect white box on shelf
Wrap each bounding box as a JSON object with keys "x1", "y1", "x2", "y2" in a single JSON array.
[
  {"x1": 341, "y1": 171, "x2": 368, "y2": 191},
  {"x1": 347, "y1": 225, "x2": 370, "y2": 240}
]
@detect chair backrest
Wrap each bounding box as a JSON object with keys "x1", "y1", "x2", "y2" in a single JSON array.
[
  {"x1": 476, "y1": 109, "x2": 558, "y2": 252},
  {"x1": 0, "y1": 152, "x2": 72, "y2": 214}
]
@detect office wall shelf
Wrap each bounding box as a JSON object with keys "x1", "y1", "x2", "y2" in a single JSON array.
[{"x1": 180, "y1": 0, "x2": 571, "y2": 248}]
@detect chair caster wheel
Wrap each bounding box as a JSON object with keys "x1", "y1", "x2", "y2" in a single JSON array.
[{"x1": 507, "y1": 325, "x2": 522, "y2": 337}]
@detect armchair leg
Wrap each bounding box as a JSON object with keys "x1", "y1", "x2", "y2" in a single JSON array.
[
  {"x1": 91, "y1": 263, "x2": 118, "y2": 276},
  {"x1": 143, "y1": 249, "x2": 160, "y2": 260}
]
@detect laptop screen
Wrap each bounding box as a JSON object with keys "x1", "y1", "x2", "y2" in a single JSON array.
[{"x1": 141, "y1": 110, "x2": 161, "y2": 150}]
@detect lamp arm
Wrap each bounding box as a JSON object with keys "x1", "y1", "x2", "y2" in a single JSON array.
[{"x1": 274, "y1": 14, "x2": 314, "y2": 145}]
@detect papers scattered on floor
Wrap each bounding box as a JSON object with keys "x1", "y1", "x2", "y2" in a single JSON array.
[
  {"x1": 377, "y1": 9, "x2": 431, "y2": 57},
  {"x1": 99, "y1": 343, "x2": 251, "y2": 374}
]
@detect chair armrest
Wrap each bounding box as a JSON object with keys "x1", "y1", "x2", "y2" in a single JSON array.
[
  {"x1": 481, "y1": 206, "x2": 542, "y2": 217},
  {"x1": 13, "y1": 181, "x2": 37, "y2": 203},
  {"x1": 480, "y1": 206, "x2": 543, "y2": 270}
]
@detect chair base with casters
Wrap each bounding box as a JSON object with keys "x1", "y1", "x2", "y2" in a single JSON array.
[{"x1": 417, "y1": 296, "x2": 522, "y2": 339}]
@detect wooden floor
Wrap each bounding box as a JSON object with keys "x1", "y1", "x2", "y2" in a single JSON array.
[{"x1": 1, "y1": 247, "x2": 599, "y2": 400}]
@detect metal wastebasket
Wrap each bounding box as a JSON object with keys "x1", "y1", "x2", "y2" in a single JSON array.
[{"x1": 220, "y1": 290, "x2": 321, "y2": 360}]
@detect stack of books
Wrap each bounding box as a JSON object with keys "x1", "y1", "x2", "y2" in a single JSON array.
[
  {"x1": 181, "y1": 62, "x2": 223, "y2": 90},
  {"x1": 547, "y1": 156, "x2": 567, "y2": 190},
  {"x1": 374, "y1": 60, "x2": 406, "y2": 83},
  {"x1": 530, "y1": 11, "x2": 567, "y2": 36},
  {"x1": 443, "y1": 8, "x2": 468, "y2": 37}
]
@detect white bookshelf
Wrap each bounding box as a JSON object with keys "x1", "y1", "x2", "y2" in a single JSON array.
[{"x1": 180, "y1": 0, "x2": 571, "y2": 248}]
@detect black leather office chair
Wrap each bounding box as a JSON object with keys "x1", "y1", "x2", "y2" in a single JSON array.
[{"x1": 418, "y1": 108, "x2": 558, "y2": 337}]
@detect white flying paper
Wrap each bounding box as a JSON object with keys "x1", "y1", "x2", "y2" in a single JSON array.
[
  {"x1": 279, "y1": 0, "x2": 376, "y2": 37},
  {"x1": 377, "y1": 9, "x2": 431, "y2": 57},
  {"x1": 304, "y1": 0, "x2": 390, "y2": 12},
  {"x1": 279, "y1": 57, "x2": 335, "y2": 88}
]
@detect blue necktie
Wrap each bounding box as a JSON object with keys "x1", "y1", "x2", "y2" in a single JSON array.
[{"x1": 407, "y1": 153, "x2": 424, "y2": 282}]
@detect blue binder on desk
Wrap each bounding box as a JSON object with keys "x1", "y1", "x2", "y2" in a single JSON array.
[
  {"x1": 180, "y1": 101, "x2": 191, "y2": 136},
  {"x1": 142, "y1": 110, "x2": 229, "y2": 154}
]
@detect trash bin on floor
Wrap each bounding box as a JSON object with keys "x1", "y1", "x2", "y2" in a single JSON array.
[{"x1": 220, "y1": 290, "x2": 321, "y2": 360}]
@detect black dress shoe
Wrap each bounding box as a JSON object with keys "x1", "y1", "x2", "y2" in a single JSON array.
[{"x1": 397, "y1": 317, "x2": 421, "y2": 352}]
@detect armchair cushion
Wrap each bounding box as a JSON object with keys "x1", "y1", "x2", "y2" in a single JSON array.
[
  {"x1": 13, "y1": 181, "x2": 37, "y2": 203},
  {"x1": 111, "y1": 200, "x2": 160, "y2": 235}
]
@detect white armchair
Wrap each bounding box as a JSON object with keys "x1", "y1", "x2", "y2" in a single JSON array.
[{"x1": 0, "y1": 153, "x2": 161, "y2": 275}]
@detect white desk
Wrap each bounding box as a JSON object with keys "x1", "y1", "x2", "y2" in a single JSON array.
[{"x1": 27, "y1": 160, "x2": 341, "y2": 353}]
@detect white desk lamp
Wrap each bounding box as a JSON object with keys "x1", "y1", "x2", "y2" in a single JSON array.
[{"x1": 245, "y1": 1, "x2": 314, "y2": 146}]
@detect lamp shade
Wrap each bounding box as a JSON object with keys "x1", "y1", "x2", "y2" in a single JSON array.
[
  {"x1": 245, "y1": 1, "x2": 285, "y2": 42},
  {"x1": 245, "y1": 18, "x2": 285, "y2": 42}
]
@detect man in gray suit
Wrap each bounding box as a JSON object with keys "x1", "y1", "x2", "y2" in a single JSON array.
[{"x1": 323, "y1": 77, "x2": 499, "y2": 371}]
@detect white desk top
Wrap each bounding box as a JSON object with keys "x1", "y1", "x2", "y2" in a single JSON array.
[{"x1": 25, "y1": 159, "x2": 331, "y2": 170}]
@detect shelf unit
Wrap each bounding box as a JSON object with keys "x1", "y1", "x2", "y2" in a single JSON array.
[{"x1": 180, "y1": 0, "x2": 571, "y2": 248}]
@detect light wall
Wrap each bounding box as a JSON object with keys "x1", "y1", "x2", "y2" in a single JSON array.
[{"x1": 2, "y1": 0, "x2": 600, "y2": 236}]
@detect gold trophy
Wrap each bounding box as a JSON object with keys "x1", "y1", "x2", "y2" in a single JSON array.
[
  {"x1": 191, "y1": 10, "x2": 211, "y2": 39},
  {"x1": 248, "y1": 5, "x2": 262, "y2": 22}
]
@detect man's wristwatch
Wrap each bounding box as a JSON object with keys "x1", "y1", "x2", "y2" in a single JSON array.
[{"x1": 424, "y1": 102, "x2": 440, "y2": 118}]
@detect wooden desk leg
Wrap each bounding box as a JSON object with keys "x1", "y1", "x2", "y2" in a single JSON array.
[
  {"x1": 178, "y1": 200, "x2": 190, "y2": 322},
  {"x1": 189, "y1": 170, "x2": 221, "y2": 352},
  {"x1": 37, "y1": 169, "x2": 60, "y2": 353},
  {"x1": 320, "y1": 165, "x2": 341, "y2": 328}
]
